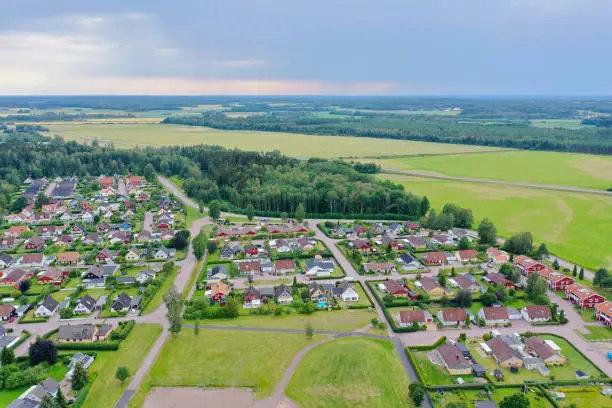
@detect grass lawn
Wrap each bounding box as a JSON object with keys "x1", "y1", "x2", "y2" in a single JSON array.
[
  {"x1": 129, "y1": 330, "x2": 327, "y2": 407},
  {"x1": 185, "y1": 205, "x2": 205, "y2": 227},
  {"x1": 538, "y1": 334, "x2": 604, "y2": 379},
  {"x1": 286, "y1": 337, "x2": 413, "y2": 408},
  {"x1": 252, "y1": 278, "x2": 292, "y2": 286},
  {"x1": 411, "y1": 350, "x2": 456, "y2": 386},
  {"x1": 84, "y1": 324, "x2": 162, "y2": 408},
  {"x1": 48, "y1": 123, "x2": 501, "y2": 158},
  {"x1": 196, "y1": 308, "x2": 376, "y2": 331},
  {"x1": 51, "y1": 289, "x2": 76, "y2": 303},
  {"x1": 382, "y1": 174, "x2": 612, "y2": 269},
  {"x1": 430, "y1": 389, "x2": 489, "y2": 408},
  {"x1": 141, "y1": 267, "x2": 179, "y2": 314},
  {"x1": 0, "y1": 361, "x2": 70, "y2": 406},
  {"x1": 491, "y1": 387, "x2": 554, "y2": 407},
  {"x1": 559, "y1": 388, "x2": 612, "y2": 408},
  {"x1": 373, "y1": 150, "x2": 612, "y2": 189},
  {"x1": 578, "y1": 325, "x2": 612, "y2": 341}
]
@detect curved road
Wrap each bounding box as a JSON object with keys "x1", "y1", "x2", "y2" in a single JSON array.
[{"x1": 383, "y1": 168, "x2": 612, "y2": 196}]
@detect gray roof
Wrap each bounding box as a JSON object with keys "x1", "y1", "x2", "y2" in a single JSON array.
[
  {"x1": 259, "y1": 287, "x2": 275, "y2": 297},
  {"x1": 57, "y1": 324, "x2": 95, "y2": 341},
  {"x1": 117, "y1": 277, "x2": 136, "y2": 284},
  {"x1": 41, "y1": 295, "x2": 59, "y2": 313},
  {"x1": 114, "y1": 292, "x2": 132, "y2": 308},
  {"x1": 305, "y1": 259, "x2": 334, "y2": 270},
  {"x1": 0, "y1": 335, "x2": 18, "y2": 349},
  {"x1": 475, "y1": 402, "x2": 498, "y2": 408},
  {"x1": 7, "y1": 398, "x2": 39, "y2": 408},
  {"x1": 77, "y1": 295, "x2": 96, "y2": 311},
  {"x1": 210, "y1": 264, "x2": 228, "y2": 276},
  {"x1": 274, "y1": 284, "x2": 292, "y2": 298},
  {"x1": 40, "y1": 378, "x2": 59, "y2": 396}
]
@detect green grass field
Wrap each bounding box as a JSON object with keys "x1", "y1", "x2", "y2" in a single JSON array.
[
  {"x1": 286, "y1": 337, "x2": 413, "y2": 408},
  {"x1": 559, "y1": 388, "x2": 612, "y2": 408},
  {"x1": 578, "y1": 325, "x2": 612, "y2": 341},
  {"x1": 382, "y1": 174, "x2": 612, "y2": 269},
  {"x1": 196, "y1": 308, "x2": 376, "y2": 331},
  {"x1": 491, "y1": 388, "x2": 554, "y2": 407},
  {"x1": 84, "y1": 324, "x2": 162, "y2": 408},
  {"x1": 373, "y1": 150, "x2": 612, "y2": 189},
  {"x1": 530, "y1": 119, "x2": 589, "y2": 129},
  {"x1": 129, "y1": 330, "x2": 326, "y2": 407},
  {"x1": 47, "y1": 123, "x2": 501, "y2": 158}
]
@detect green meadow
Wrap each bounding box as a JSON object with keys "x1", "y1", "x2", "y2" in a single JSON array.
[
  {"x1": 47, "y1": 123, "x2": 501, "y2": 158},
  {"x1": 373, "y1": 150, "x2": 612, "y2": 190},
  {"x1": 383, "y1": 173, "x2": 612, "y2": 269}
]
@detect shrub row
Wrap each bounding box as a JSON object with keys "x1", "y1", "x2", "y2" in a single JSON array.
[
  {"x1": 409, "y1": 336, "x2": 447, "y2": 351},
  {"x1": 9, "y1": 330, "x2": 31, "y2": 351},
  {"x1": 110, "y1": 320, "x2": 136, "y2": 341},
  {"x1": 55, "y1": 342, "x2": 120, "y2": 351},
  {"x1": 41, "y1": 328, "x2": 59, "y2": 340},
  {"x1": 73, "y1": 382, "x2": 92, "y2": 408}
]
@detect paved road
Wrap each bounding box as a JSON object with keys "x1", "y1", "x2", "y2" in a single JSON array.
[
  {"x1": 143, "y1": 211, "x2": 154, "y2": 233},
  {"x1": 383, "y1": 168, "x2": 612, "y2": 196},
  {"x1": 44, "y1": 182, "x2": 56, "y2": 197},
  {"x1": 118, "y1": 178, "x2": 129, "y2": 199}
]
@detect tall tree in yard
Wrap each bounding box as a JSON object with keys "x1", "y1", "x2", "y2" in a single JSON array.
[
  {"x1": 246, "y1": 203, "x2": 255, "y2": 221},
  {"x1": 208, "y1": 200, "x2": 221, "y2": 220},
  {"x1": 594, "y1": 268, "x2": 609, "y2": 287},
  {"x1": 536, "y1": 243, "x2": 549, "y2": 260},
  {"x1": 294, "y1": 203, "x2": 306, "y2": 222},
  {"x1": 163, "y1": 286, "x2": 183, "y2": 333},
  {"x1": 116, "y1": 366, "x2": 130, "y2": 383},
  {"x1": 71, "y1": 362, "x2": 88, "y2": 390},
  {"x1": 420, "y1": 196, "x2": 430, "y2": 216},
  {"x1": 500, "y1": 393, "x2": 529, "y2": 408},
  {"x1": 55, "y1": 389, "x2": 67, "y2": 408},
  {"x1": 409, "y1": 383, "x2": 425, "y2": 406},
  {"x1": 29, "y1": 339, "x2": 57, "y2": 365},
  {"x1": 0, "y1": 346, "x2": 15, "y2": 366},
  {"x1": 525, "y1": 273, "x2": 547, "y2": 302},
  {"x1": 579, "y1": 267, "x2": 584, "y2": 280},
  {"x1": 572, "y1": 265, "x2": 578, "y2": 277}
]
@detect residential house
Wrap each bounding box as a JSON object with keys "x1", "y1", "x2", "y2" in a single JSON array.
[
  {"x1": 29, "y1": 213, "x2": 53, "y2": 225},
  {"x1": 97, "y1": 222, "x2": 111, "y2": 233},
  {"x1": 389, "y1": 222, "x2": 403, "y2": 235},
  {"x1": 74, "y1": 295, "x2": 97, "y2": 315},
  {"x1": 82, "y1": 234, "x2": 103, "y2": 246},
  {"x1": 24, "y1": 237, "x2": 45, "y2": 250},
  {"x1": 305, "y1": 258, "x2": 335, "y2": 277},
  {"x1": 55, "y1": 235, "x2": 75, "y2": 247},
  {"x1": 380, "y1": 236, "x2": 400, "y2": 249},
  {"x1": 70, "y1": 224, "x2": 86, "y2": 236},
  {"x1": 332, "y1": 283, "x2": 360, "y2": 302},
  {"x1": 514, "y1": 255, "x2": 546, "y2": 277},
  {"x1": 82, "y1": 264, "x2": 117, "y2": 286},
  {"x1": 96, "y1": 248, "x2": 118, "y2": 263},
  {"x1": 57, "y1": 251, "x2": 80, "y2": 265},
  {"x1": 484, "y1": 272, "x2": 518, "y2": 289},
  {"x1": 1, "y1": 269, "x2": 27, "y2": 287},
  {"x1": 297, "y1": 238, "x2": 316, "y2": 251},
  {"x1": 125, "y1": 247, "x2": 142, "y2": 262},
  {"x1": 456, "y1": 249, "x2": 478, "y2": 263},
  {"x1": 363, "y1": 262, "x2": 396, "y2": 274},
  {"x1": 398, "y1": 253, "x2": 422, "y2": 270},
  {"x1": 486, "y1": 247, "x2": 510, "y2": 264},
  {"x1": 37, "y1": 268, "x2": 64, "y2": 285},
  {"x1": 7, "y1": 225, "x2": 29, "y2": 237},
  {"x1": 437, "y1": 308, "x2": 468, "y2": 326},
  {"x1": 0, "y1": 237, "x2": 18, "y2": 250},
  {"x1": 487, "y1": 338, "x2": 523, "y2": 368},
  {"x1": 525, "y1": 336, "x2": 566, "y2": 365},
  {"x1": 96, "y1": 324, "x2": 114, "y2": 341},
  {"x1": 82, "y1": 212, "x2": 94, "y2": 224},
  {"x1": 0, "y1": 254, "x2": 15, "y2": 268},
  {"x1": 208, "y1": 281, "x2": 230, "y2": 304},
  {"x1": 436, "y1": 343, "x2": 473, "y2": 375},
  {"x1": 381, "y1": 280, "x2": 412, "y2": 298},
  {"x1": 418, "y1": 276, "x2": 452, "y2": 298},
  {"x1": 422, "y1": 251, "x2": 447, "y2": 265},
  {"x1": 111, "y1": 292, "x2": 140, "y2": 312},
  {"x1": 308, "y1": 283, "x2": 329, "y2": 303},
  {"x1": 238, "y1": 261, "x2": 261, "y2": 276},
  {"x1": 274, "y1": 284, "x2": 293, "y2": 304},
  {"x1": 19, "y1": 253, "x2": 46, "y2": 267},
  {"x1": 207, "y1": 264, "x2": 228, "y2": 281},
  {"x1": 404, "y1": 221, "x2": 420, "y2": 232},
  {"x1": 135, "y1": 230, "x2": 153, "y2": 243},
  {"x1": 153, "y1": 246, "x2": 176, "y2": 260},
  {"x1": 449, "y1": 274, "x2": 484, "y2": 293},
  {"x1": 243, "y1": 286, "x2": 262, "y2": 309},
  {"x1": 135, "y1": 269, "x2": 156, "y2": 284},
  {"x1": 539, "y1": 268, "x2": 574, "y2": 291},
  {"x1": 404, "y1": 236, "x2": 427, "y2": 249},
  {"x1": 217, "y1": 226, "x2": 257, "y2": 237},
  {"x1": 396, "y1": 310, "x2": 433, "y2": 327},
  {"x1": 34, "y1": 296, "x2": 59, "y2": 318},
  {"x1": 245, "y1": 245, "x2": 260, "y2": 258},
  {"x1": 273, "y1": 259, "x2": 296, "y2": 274},
  {"x1": 595, "y1": 301, "x2": 612, "y2": 327},
  {"x1": 108, "y1": 232, "x2": 130, "y2": 245},
  {"x1": 566, "y1": 284, "x2": 605, "y2": 309},
  {"x1": 353, "y1": 239, "x2": 372, "y2": 252},
  {"x1": 57, "y1": 324, "x2": 96, "y2": 343},
  {"x1": 0, "y1": 304, "x2": 16, "y2": 321},
  {"x1": 430, "y1": 233, "x2": 453, "y2": 246},
  {"x1": 478, "y1": 306, "x2": 510, "y2": 325},
  {"x1": 521, "y1": 305, "x2": 552, "y2": 323}
]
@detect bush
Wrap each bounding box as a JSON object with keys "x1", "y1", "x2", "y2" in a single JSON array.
[
  {"x1": 55, "y1": 342, "x2": 119, "y2": 351},
  {"x1": 110, "y1": 320, "x2": 135, "y2": 341}
]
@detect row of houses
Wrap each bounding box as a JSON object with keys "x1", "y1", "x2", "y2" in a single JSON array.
[
  {"x1": 217, "y1": 223, "x2": 308, "y2": 237},
  {"x1": 482, "y1": 334, "x2": 566, "y2": 375}
]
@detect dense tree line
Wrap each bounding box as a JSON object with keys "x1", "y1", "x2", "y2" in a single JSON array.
[
  {"x1": 163, "y1": 112, "x2": 612, "y2": 155},
  {"x1": 0, "y1": 112, "x2": 133, "y2": 123},
  {"x1": 0, "y1": 133, "x2": 426, "y2": 219},
  {"x1": 582, "y1": 117, "x2": 612, "y2": 127}
]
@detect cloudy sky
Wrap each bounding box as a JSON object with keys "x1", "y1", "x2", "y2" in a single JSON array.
[{"x1": 1, "y1": 0, "x2": 610, "y2": 95}]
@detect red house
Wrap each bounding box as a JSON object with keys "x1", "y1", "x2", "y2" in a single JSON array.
[
  {"x1": 566, "y1": 284, "x2": 605, "y2": 309},
  {"x1": 595, "y1": 301, "x2": 612, "y2": 327},
  {"x1": 24, "y1": 237, "x2": 45, "y2": 250},
  {"x1": 99, "y1": 176, "x2": 113, "y2": 188},
  {"x1": 423, "y1": 251, "x2": 447, "y2": 265},
  {"x1": 96, "y1": 248, "x2": 117, "y2": 263},
  {"x1": 539, "y1": 268, "x2": 574, "y2": 291},
  {"x1": 97, "y1": 222, "x2": 111, "y2": 232},
  {"x1": 37, "y1": 268, "x2": 64, "y2": 285},
  {"x1": 353, "y1": 239, "x2": 372, "y2": 252},
  {"x1": 245, "y1": 245, "x2": 259, "y2": 257},
  {"x1": 514, "y1": 255, "x2": 546, "y2": 277},
  {"x1": 404, "y1": 222, "x2": 420, "y2": 231},
  {"x1": 382, "y1": 280, "x2": 411, "y2": 297},
  {"x1": 484, "y1": 272, "x2": 519, "y2": 289},
  {"x1": 209, "y1": 281, "x2": 230, "y2": 305}
]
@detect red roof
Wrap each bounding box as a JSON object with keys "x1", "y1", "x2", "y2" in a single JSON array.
[
  {"x1": 398, "y1": 310, "x2": 426, "y2": 323},
  {"x1": 482, "y1": 306, "x2": 509, "y2": 320},
  {"x1": 457, "y1": 249, "x2": 478, "y2": 260}
]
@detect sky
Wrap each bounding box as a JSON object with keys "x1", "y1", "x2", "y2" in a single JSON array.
[{"x1": 0, "y1": 0, "x2": 610, "y2": 95}]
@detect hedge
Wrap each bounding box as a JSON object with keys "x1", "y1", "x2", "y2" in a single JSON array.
[
  {"x1": 405, "y1": 347, "x2": 427, "y2": 384},
  {"x1": 409, "y1": 336, "x2": 447, "y2": 351},
  {"x1": 9, "y1": 330, "x2": 31, "y2": 351},
  {"x1": 56, "y1": 342, "x2": 120, "y2": 351},
  {"x1": 110, "y1": 320, "x2": 136, "y2": 341},
  {"x1": 41, "y1": 328, "x2": 59, "y2": 340},
  {"x1": 73, "y1": 382, "x2": 92, "y2": 408}
]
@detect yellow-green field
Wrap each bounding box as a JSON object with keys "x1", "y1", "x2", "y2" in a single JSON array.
[
  {"x1": 530, "y1": 119, "x2": 590, "y2": 129},
  {"x1": 383, "y1": 173, "x2": 612, "y2": 269},
  {"x1": 46, "y1": 123, "x2": 501, "y2": 158},
  {"x1": 372, "y1": 150, "x2": 612, "y2": 190}
]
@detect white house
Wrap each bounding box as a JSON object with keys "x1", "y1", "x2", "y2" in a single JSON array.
[
  {"x1": 34, "y1": 296, "x2": 59, "y2": 318},
  {"x1": 73, "y1": 295, "x2": 96, "y2": 315},
  {"x1": 154, "y1": 247, "x2": 176, "y2": 260},
  {"x1": 520, "y1": 305, "x2": 552, "y2": 323},
  {"x1": 333, "y1": 283, "x2": 359, "y2": 302},
  {"x1": 135, "y1": 270, "x2": 156, "y2": 284},
  {"x1": 305, "y1": 258, "x2": 335, "y2": 277}
]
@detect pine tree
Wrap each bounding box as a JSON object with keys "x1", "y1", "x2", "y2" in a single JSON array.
[
  {"x1": 0, "y1": 346, "x2": 15, "y2": 366},
  {"x1": 71, "y1": 362, "x2": 88, "y2": 391},
  {"x1": 572, "y1": 265, "x2": 577, "y2": 277},
  {"x1": 194, "y1": 320, "x2": 200, "y2": 336},
  {"x1": 579, "y1": 267, "x2": 584, "y2": 280},
  {"x1": 55, "y1": 389, "x2": 67, "y2": 408}
]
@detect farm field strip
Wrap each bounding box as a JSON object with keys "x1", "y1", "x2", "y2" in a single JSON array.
[{"x1": 46, "y1": 123, "x2": 503, "y2": 158}]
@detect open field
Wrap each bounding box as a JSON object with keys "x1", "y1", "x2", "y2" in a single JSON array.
[
  {"x1": 286, "y1": 337, "x2": 413, "y2": 408},
  {"x1": 530, "y1": 119, "x2": 590, "y2": 129},
  {"x1": 382, "y1": 173, "x2": 612, "y2": 269},
  {"x1": 196, "y1": 308, "x2": 376, "y2": 331},
  {"x1": 46, "y1": 123, "x2": 502, "y2": 158},
  {"x1": 373, "y1": 150, "x2": 612, "y2": 189},
  {"x1": 84, "y1": 324, "x2": 163, "y2": 408},
  {"x1": 129, "y1": 330, "x2": 326, "y2": 407},
  {"x1": 559, "y1": 388, "x2": 612, "y2": 408},
  {"x1": 579, "y1": 325, "x2": 612, "y2": 341}
]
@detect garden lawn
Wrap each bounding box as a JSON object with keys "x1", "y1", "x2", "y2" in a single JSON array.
[
  {"x1": 196, "y1": 308, "x2": 376, "y2": 331},
  {"x1": 382, "y1": 174, "x2": 612, "y2": 269},
  {"x1": 539, "y1": 334, "x2": 604, "y2": 379},
  {"x1": 430, "y1": 389, "x2": 489, "y2": 408},
  {"x1": 49, "y1": 123, "x2": 500, "y2": 158},
  {"x1": 130, "y1": 330, "x2": 326, "y2": 406},
  {"x1": 286, "y1": 337, "x2": 413, "y2": 408},
  {"x1": 491, "y1": 387, "x2": 554, "y2": 407},
  {"x1": 411, "y1": 350, "x2": 455, "y2": 386},
  {"x1": 560, "y1": 388, "x2": 612, "y2": 408},
  {"x1": 141, "y1": 266, "x2": 178, "y2": 314},
  {"x1": 578, "y1": 325, "x2": 612, "y2": 341},
  {"x1": 373, "y1": 150, "x2": 612, "y2": 189},
  {"x1": 83, "y1": 324, "x2": 162, "y2": 408}
]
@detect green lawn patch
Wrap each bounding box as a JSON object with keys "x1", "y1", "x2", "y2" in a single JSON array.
[
  {"x1": 83, "y1": 324, "x2": 162, "y2": 408},
  {"x1": 286, "y1": 337, "x2": 413, "y2": 408},
  {"x1": 578, "y1": 325, "x2": 612, "y2": 341},
  {"x1": 141, "y1": 266, "x2": 178, "y2": 314},
  {"x1": 558, "y1": 388, "x2": 612, "y2": 408},
  {"x1": 491, "y1": 387, "x2": 554, "y2": 407},
  {"x1": 130, "y1": 330, "x2": 326, "y2": 407}
]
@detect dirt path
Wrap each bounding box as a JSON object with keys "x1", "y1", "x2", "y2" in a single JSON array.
[{"x1": 383, "y1": 168, "x2": 612, "y2": 196}]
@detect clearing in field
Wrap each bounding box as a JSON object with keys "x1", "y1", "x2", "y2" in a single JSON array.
[
  {"x1": 382, "y1": 173, "x2": 612, "y2": 269},
  {"x1": 286, "y1": 336, "x2": 413, "y2": 408},
  {"x1": 372, "y1": 150, "x2": 612, "y2": 189},
  {"x1": 128, "y1": 330, "x2": 327, "y2": 407},
  {"x1": 46, "y1": 123, "x2": 501, "y2": 158},
  {"x1": 84, "y1": 324, "x2": 163, "y2": 408}
]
